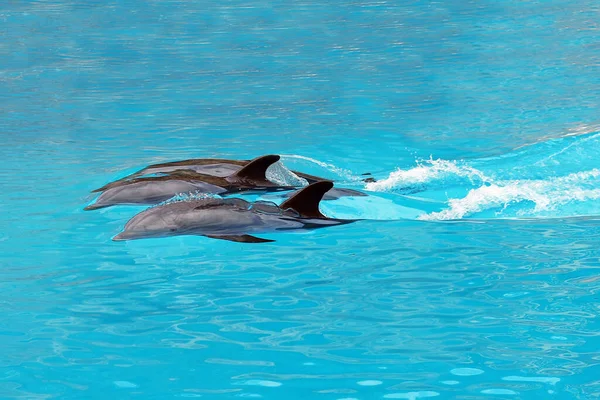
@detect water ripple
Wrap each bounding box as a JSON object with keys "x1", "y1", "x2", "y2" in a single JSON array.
[{"x1": 3, "y1": 0, "x2": 600, "y2": 398}]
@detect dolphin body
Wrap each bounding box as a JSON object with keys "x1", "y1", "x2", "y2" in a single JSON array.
[
  {"x1": 85, "y1": 155, "x2": 367, "y2": 210},
  {"x1": 92, "y1": 156, "x2": 375, "y2": 193},
  {"x1": 93, "y1": 157, "x2": 326, "y2": 192},
  {"x1": 113, "y1": 181, "x2": 357, "y2": 243},
  {"x1": 85, "y1": 155, "x2": 293, "y2": 210}
]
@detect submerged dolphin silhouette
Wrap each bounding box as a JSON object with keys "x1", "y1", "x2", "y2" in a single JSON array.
[
  {"x1": 113, "y1": 181, "x2": 357, "y2": 243},
  {"x1": 85, "y1": 155, "x2": 368, "y2": 210}
]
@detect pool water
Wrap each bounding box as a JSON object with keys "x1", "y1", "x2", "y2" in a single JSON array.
[{"x1": 2, "y1": 0, "x2": 600, "y2": 399}]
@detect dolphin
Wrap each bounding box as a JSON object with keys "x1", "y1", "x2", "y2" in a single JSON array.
[
  {"x1": 112, "y1": 181, "x2": 358, "y2": 243},
  {"x1": 85, "y1": 155, "x2": 368, "y2": 210},
  {"x1": 92, "y1": 157, "x2": 327, "y2": 193},
  {"x1": 92, "y1": 156, "x2": 375, "y2": 193},
  {"x1": 85, "y1": 155, "x2": 295, "y2": 210}
]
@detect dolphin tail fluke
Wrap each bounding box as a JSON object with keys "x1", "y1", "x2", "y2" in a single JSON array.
[
  {"x1": 231, "y1": 154, "x2": 280, "y2": 183},
  {"x1": 280, "y1": 180, "x2": 334, "y2": 218},
  {"x1": 205, "y1": 234, "x2": 274, "y2": 243}
]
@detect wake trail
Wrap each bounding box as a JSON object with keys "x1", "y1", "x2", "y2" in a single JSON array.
[
  {"x1": 362, "y1": 129, "x2": 600, "y2": 221},
  {"x1": 280, "y1": 154, "x2": 366, "y2": 183},
  {"x1": 419, "y1": 169, "x2": 600, "y2": 220}
]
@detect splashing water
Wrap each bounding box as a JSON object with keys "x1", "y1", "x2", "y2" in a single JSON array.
[
  {"x1": 280, "y1": 154, "x2": 365, "y2": 182},
  {"x1": 266, "y1": 161, "x2": 309, "y2": 187},
  {"x1": 358, "y1": 130, "x2": 600, "y2": 221},
  {"x1": 156, "y1": 191, "x2": 223, "y2": 207},
  {"x1": 365, "y1": 158, "x2": 489, "y2": 192},
  {"x1": 420, "y1": 169, "x2": 600, "y2": 220}
]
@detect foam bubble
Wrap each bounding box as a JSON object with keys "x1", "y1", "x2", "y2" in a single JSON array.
[
  {"x1": 157, "y1": 191, "x2": 222, "y2": 206},
  {"x1": 450, "y1": 368, "x2": 485, "y2": 376}
]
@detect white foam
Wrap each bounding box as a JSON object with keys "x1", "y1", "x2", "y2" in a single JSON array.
[
  {"x1": 420, "y1": 169, "x2": 600, "y2": 220},
  {"x1": 365, "y1": 158, "x2": 488, "y2": 192},
  {"x1": 157, "y1": 191, "x2": 222, "y2": 207}
]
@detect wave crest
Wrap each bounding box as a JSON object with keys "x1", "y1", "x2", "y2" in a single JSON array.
[
  {"x1": 365, "y1": 158, "x2": 489, "y2": 192},
  {"x1": 419, "y1": 169, "x2": 600, "y2": 220}
]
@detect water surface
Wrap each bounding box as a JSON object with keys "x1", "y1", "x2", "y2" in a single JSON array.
[{"x1": 2, "y1": 0, "x2": 600, "y2": 398}]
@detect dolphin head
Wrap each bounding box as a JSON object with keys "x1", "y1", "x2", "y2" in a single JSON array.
[{"x1": 113, "y1": 205, "x2": 180, "y2": 241}]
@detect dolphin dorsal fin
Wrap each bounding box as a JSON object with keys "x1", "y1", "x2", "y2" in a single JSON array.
[
  {"x1": 280, "y1": 181, "x2": 334, "y2": 218},
  {"x1": 232, "y1": 155, "x2": 280, "y2": 182}
]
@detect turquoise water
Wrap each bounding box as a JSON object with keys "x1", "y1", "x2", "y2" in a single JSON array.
[{"x1": 2, "y1": 0, "x2": 600, "y2": 398}]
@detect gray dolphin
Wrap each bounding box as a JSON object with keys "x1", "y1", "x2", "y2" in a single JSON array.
[
  {"x1": 85, "y1": 155, "x2": 368, "y2": 210},
  {"x1": 113, "y1": 181, "x2": 357, "y2": 243},
  {"x1": 92, "y1": 156, "x2": 375, "y2": 193},
  {"x1": 85, "y1": 155, "x2": 295, "y2": 210},
  {"x1": 93, "y1": 157, "x2": 316, "y2": 192}
]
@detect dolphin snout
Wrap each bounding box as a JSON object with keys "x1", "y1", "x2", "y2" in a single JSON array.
[{"x1": 113, "y1": 232, "x2": 133, "y2": 241}]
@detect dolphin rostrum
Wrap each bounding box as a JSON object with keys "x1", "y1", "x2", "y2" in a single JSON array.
[
  {"x1": 112, "y1": 181, "x2": 357, "y2": 243},
  {"x1": 85, "y1": 155, "x2": 368, "y2": 210}
]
